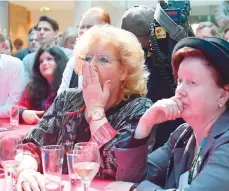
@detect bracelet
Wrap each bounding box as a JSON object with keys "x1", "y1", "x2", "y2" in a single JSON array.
[
  {"x1": 89, "y1": 122, "x2": 117, "y2": 148},
  {"x1": 129, "y1": 183, "x2": 139, "y2": 191}
]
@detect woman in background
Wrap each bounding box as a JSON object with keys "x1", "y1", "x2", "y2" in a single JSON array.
[{"x1": 19, "y1": 47, "x2": 68, "y2": 124}]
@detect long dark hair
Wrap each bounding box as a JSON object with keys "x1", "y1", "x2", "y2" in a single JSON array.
[{"x1": 28, "y1": 47, "x2": 68, "y2": 109}]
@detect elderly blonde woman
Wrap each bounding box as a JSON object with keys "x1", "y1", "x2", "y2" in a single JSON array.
[
  {"x1": 15, "y1": 25, "x2": 152, "y2": 191},
  {"x1": 58, "y1": 27, "x2": 78, "y2": 50},
  {"x1": 106, "y1": 37, "x2": 229, "y2": 191}
]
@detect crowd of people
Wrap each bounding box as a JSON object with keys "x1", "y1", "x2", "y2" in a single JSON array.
[{"x1": 1, "y1": 2, "x2": 229, "y2": 191}]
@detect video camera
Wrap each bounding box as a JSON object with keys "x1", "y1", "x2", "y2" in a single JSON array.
[{"x1": 149, "y1": 0, "x2": 194, "y2": 92}]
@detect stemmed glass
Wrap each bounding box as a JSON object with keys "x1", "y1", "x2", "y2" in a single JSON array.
[
  {"x1": 0, "y1": 134, "x2": 23, "y2": 191},
  {"x1": 70, "y1": 142, "x2": 100, "y2": 191}
]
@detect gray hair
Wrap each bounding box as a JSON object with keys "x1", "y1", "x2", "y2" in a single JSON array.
[{"x1": 58, "y1": 27, "x2": 78, "y2": 47}]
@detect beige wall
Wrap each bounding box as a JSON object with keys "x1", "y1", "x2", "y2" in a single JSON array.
[
  {"x1": 30, "y1": 10, "x2": 75, "y2": 34},
  {"x1": 9, "y1": 3, "x2": 30, "y2": 51}
]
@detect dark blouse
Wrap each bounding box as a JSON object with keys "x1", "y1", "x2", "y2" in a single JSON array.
[{"x1": 18, "y1": 88, "x2": 152, "y2": 179}]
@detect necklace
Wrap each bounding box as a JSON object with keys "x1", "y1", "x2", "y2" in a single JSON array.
[{"x1": 188, "y1": 133, "x2": 208, "y2": 184}]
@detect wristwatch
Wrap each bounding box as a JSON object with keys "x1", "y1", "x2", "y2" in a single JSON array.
[{"x1": 88, "y1": 109, "x2": 105, "y2": 124}]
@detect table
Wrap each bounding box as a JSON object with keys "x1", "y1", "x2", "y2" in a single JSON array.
[
  {"x1": 0, "y1": 119, "x2": 115, "y2": 190},
  {"x1": 0, "y1": 118, "x2": 35, "y2": 137},
  {"x1": 0, "y1": 174, "x2": 114, "y2": 191}
]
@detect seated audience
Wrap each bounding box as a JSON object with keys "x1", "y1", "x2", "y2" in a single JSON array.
[
  {"x1": 57, "y1": 7, "x2": 111, "y2": 94},
  {"x1": 223, "y1": 27, "x2": 229, "y2": 41},
  {"x1": 15, "y1": 25, "x2": 152, "y2": 191},
  {"x1": 17, "y1": 27, "x2": 40, "y2": 60},
  {"x1": 195, "y1": 21, "x2": 219, "y2": 39},
  {"x1": 19, "y1": 47, "x2": 68, "y2": 124},
  {"x1": 0, "y1": 27, "x2": 26, "y2": 118},
  {"x1": 23, "y1": 16, "x2": 72, "y2": 83},
  {"x1": 106, "y1": 37, "x2": 229, "y2": 191},
  {"x1": 58, "y1": 27, "x2": 78, "y2": 50}
]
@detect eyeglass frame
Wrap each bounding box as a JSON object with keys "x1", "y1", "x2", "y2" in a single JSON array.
[{"x1": 78, "y1": 53, "x2": 121, "y2": 66}]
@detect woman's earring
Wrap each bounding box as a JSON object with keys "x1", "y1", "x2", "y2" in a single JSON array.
[
  {"x1": 120, "y1": 81, "x2": 124, "y2": 88},
  {"x1": 219, "y1": 103, "x2": 223, "y2": 107}
]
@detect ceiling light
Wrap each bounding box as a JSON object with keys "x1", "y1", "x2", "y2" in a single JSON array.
[{"x1": 40, "y1": 7, "x2": 50, "y2": 12}]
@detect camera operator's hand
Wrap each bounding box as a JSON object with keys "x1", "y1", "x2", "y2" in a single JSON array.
[{"x1": 135, "y1": 96, "x2": 183, "y2": 139}]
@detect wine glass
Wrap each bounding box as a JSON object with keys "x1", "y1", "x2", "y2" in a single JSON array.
[
  {"x1": 0, "y1": 134, "x2": 23, "y2": 191},
  {"x1": 71, "y1": 142, "x2": 100, "y2": 191}
]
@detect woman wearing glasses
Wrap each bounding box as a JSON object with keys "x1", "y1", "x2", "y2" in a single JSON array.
[{"x1": 15, "y1": 25, "x2": 152, "y2": 191}]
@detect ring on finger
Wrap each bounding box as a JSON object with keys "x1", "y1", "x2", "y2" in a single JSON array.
[
  {"x1": 82, "y1": 79, "x2": 87, "y2": 88},
  {"x1": 21, "y1": 180, "x2": 30, "y2": 186}
]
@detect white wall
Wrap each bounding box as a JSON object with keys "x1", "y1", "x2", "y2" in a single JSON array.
[
  {"x1": 0, "y1": 1, "x2": 9, "y2": 33},
  {"x1": 30, "y1": 10, "x2": 75, "y2": 33}
]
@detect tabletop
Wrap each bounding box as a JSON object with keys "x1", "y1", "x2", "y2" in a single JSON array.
[{"x1": 0, "y1": 119, "x2": 115, "y2": 191}]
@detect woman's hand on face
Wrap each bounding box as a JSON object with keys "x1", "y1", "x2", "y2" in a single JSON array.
[
  {"x1": 135, "y1": 97, "x2": 183, "y2": 139},
  {"x1": 16, "y1": 169, "x2": 45, "y2": 191},
  {"x1": 22, "y1": 110, "x2": 44, "y2": 125},
  {"x1": 105, "y1": 181, "x2": 134, "y2": 191},
  {"x1": 82, "y1": 62, "x2": 111, "y2": 116}
]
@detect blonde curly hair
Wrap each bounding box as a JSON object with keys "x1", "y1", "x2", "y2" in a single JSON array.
[{"x1": 73, "y1": 24, "x2": 149, "y2": 100}]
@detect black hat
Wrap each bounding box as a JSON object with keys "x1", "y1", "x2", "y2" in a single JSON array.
[{"x1": 172, "y1": 37, "x2": 229, "y2": 83}]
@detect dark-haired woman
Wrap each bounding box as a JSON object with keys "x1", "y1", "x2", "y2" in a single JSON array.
[{"x1": 19, "y1": 47, "x2": 68, "y2": 124}]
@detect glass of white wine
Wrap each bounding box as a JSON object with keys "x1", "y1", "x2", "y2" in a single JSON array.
[
  {"x1": 72, "y1": 142, "x2": 100, "y2": 191},
  {"x1": 0, "y1": 134, "x2": 23, "y2": 191}
]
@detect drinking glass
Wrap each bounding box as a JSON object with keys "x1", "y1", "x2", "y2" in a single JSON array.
[
  {"x1": 72, "y1": 142, "x2": 100, "y2": 191},
  {"x1": 10, "y1": 105, "x2": 19, "y2": 128},
  {"x1": 67, "y1": 150, "x2": 82, "y2": 191},
  {"x1": 41, "y1": 145, "x2": 64, "y2": 191},
  {"x1": 0, "y1": 134, "x2": 23, "y2": 191}
]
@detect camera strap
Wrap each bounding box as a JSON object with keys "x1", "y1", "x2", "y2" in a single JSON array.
[{"x1": 154, "y1": 2, "x2": 188, "y2": 41}]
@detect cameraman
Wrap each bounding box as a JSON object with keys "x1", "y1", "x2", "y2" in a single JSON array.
[{"x1": 121, "y1": 5, "x2": 183, "y2": 150}]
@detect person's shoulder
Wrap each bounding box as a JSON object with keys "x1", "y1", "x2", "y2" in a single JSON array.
[
  {"x1": 128, "y1": 96, "x2": 152, "y2": 109},
  {"x1": 18, "y1": 48, "x2": 29, "y2": 54},
  {"x1": 119, "y1": 95, "x2": 152, "y2": 118},
  {"x1": 60, "y1": 47, "x2": 72, "y2": 53},
  {"x1": 1, "y1": 54, "x2": 22, "y2": 65},
  {"x1": 23, "y1": 51, "x2": 36, "y2": 62},
  {"x1": 60, "y1": 47, "x2": 72, "y2": 57},
  {"x1": 56, "y1": 88, "x2": 83, "y2": 108}
]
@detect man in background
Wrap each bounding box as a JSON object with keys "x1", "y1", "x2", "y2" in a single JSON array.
[
  {"x1": 121, "y1": 5, "x2": 183, "y2": 150},
  {"x1": 0, "y1": 26, "x2": 26, "y2": 118},
  {"x1": 58, "y1": 7, "x2": 111, "y2": 94},
  {"x1": 17, "y1": 27, "x2": 40, "y2": 60},
  {"x1": 23, "y1": 16, "x2": 72, "y2": 83}
]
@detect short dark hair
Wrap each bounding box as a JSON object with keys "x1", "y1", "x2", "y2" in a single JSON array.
[
  {"x1": 38, "y1": 16, "x2": 59, "y2": 31},
  {"x1": 13, "y1": 38, "x2": 23, "y2": 46},
  {"x1": 28, "y1": 26, "x2": 37, "y2": 36}
]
